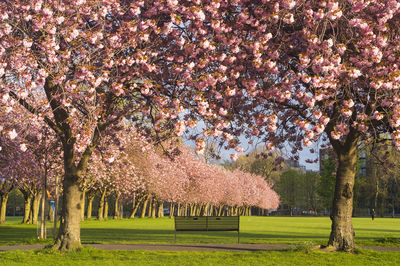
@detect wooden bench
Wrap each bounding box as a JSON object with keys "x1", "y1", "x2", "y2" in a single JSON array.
[{"x1": 174, "y1": 216, "x2": 240, "y2": 243}]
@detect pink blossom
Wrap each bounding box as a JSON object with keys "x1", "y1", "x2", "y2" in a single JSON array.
[
  {"x1": 235, "y1": 146, "x2": 244, "y2": 153},
  {"x1": 20, "y1": 143, "x2": 27, "y2": 152},
  {"x1": 373, "y1": 111, "x2": 384, "y2": 120},
  {"x1": 303, "y1": 138, "x2": 312, "y2": 147},
  {"x1": 266, "y1": 142, "x2": 275, "y2": 150},
  {"x1": 219, "y1": 108, "x2": 228, "y2": 116},
  {"x1": 331, "y1": 131, "x2": 341, "y2": 140},
  {"x1": 230, "y1": 153, "x2": 239, "y2": 161},
  {"x1": 174, "y1": 121, "x2": 186, "y2": 136},
  {"x1": 342, "y1": 108, "x2": 353, "y2": 118},
  {"x1": 8, "y1": 129, "x2": 18, "y2": 140},
  {"x1": 320, "y1": 116, "x2": 330, "y2": 125},
  {"x1": 343, "y1": 99, "x2": 355, "y2": 108}
]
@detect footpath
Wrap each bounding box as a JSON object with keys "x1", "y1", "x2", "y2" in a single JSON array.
[{"x1": 0, "y1": 243, "x2": 399, "y2": 252}]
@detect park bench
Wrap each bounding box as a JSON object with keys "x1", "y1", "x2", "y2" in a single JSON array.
[{"x1": 174, "y1": 216, "x2": 240, "y2": 243}]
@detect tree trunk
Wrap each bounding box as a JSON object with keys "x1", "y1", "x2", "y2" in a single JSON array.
[
  {"x1": 169, "y1": 203, "x2": 174, "y2": 218},
  {"x1": 151, "y1": 200, "x2": 156, "y2": 218},
  {"x1": 114, "y1": 194, "x2": 120, "y2": 219},
  {"x1": 22, "y1": 192, "x2": 33, "y2": 224},
  {"x1": 157, "y1": 202, "x2": 164, "y2": 218},
  {"x1": 218, "y1": 205, "x2": 223, "y2": 216},
  {"x1": 86, "y1": 196, "x2": 94, "y2": 220},
  {"x1": 141, "y1": 196, "x2": 149, "y2": 218},
  {"x1": 80, "y1": 189, "x2": 86, "y2": 221},
  {"x1": 40, "y1": 186, "x2": 47, "y2": 239},
  {"x1": 328, "y1": 137, "x2": 358, "y2": 252},
  {"x1": 119, "y1": 202, "x2": 123, "y2": 219},
  {"x1": 130, "y1": 194, "x2": 145, "y2": 218},
  {"x1": 190, "y1": 204, "x2": 194, "y2": 216},
  {"x1": 31, "y1": 191, "x2": 42, "y2": 225},
  {"x1": 104, "y1": 196, "x2": 109, "y2": 220},
  {"x1": 98, "y1": 189, "x2": 106, "y2": 220},
  {"x1": 0, "y1": 194, "x2": 9, "y2": 224},
  {"x1": 201, "y1": 204, "x2": 206, "y2": 216},
  {"x1": 147, "y1": 197, "x2": 153, "y2": 217},
  {"x1": 53, "y1": 175, "x2": 83, "y2": 251}
]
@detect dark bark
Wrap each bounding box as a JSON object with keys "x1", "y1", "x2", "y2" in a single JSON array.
[{"x1": 328, "y1": 132, "x2": 358, "y2": 252}]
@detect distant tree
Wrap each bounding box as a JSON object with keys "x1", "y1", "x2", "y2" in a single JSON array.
[
  {"x1": 301, "y1": 172, "x2": 321, "y2": 214},
  {"x1": 225, "y1": 148, "x2": 283, "y2": 184},
  {"x1": 276, "y1": 169, "x2": 301, "y2": 216},
  {"x1": 318, "y1": 152, "x2": 336, "y2": 211}
]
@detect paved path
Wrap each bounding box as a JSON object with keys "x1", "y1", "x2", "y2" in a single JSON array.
[{"x1": 0, "y1": 243, "x2": 399, "y2": 252}]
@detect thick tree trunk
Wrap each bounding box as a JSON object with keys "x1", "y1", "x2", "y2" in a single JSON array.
[
  {"x1": 0, "y1": 194, "x2": 9, "y2": 224},
  {"x1": 328, "y1": 137, "x2": 358, "y2": 252},
  {"x1": 87, "y1": 196, "x2": 94, "y2": 220},
  {"x1": 80, "y1": 189, "x2": 85, "y2": 221},
  {"x1": 53, "y1": 175, "x2": 83, "y2": 251}
]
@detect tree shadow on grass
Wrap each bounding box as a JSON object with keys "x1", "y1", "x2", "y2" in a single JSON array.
[
  {"x1": 80, "y1": 228, "x2": 329, "y2": 244},
  {"x1": 0, "y1": 226, "x2": 52, "y2": 245},
  {"x1": 355, "y1": 228, "x2": 400, "y2": 233}
]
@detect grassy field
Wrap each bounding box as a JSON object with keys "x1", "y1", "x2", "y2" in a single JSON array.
[
  {"x1": 1, "y1": 216, "x2": 400, "y2": 265},
  {"x1": 1, "y1": 216, "x2": 400, "y2": 247},
  {"x1": 1, "y1": 247, "x2": 400, "y2": 266}
]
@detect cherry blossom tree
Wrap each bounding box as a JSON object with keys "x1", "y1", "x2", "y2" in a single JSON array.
[
  {"x1": 0, "y1": 0, "x2": 188, "y2": 250},
  {"x1": 143, "y1": 0, "x2": 400, "y2": 251}
]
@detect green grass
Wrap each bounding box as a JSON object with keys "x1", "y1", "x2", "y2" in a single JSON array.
[
  {"x1": 1, "y1": 247, "x2": 400, "y2": 266},
  {"x1": 1, "y1": 217, "x2": 400, "y2": 265},
  {"x1": 1, "y1": 216, "x2": 400, "y2": 247}
]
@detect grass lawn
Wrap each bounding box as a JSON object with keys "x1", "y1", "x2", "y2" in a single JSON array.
[
  {"x1": 1, "y1": 247, "x2": 400, "y2": 265},
  {"x1": 1, "y1": 216, "x2": 400, "y2": 265},
  {"x1": 1, "y1": 216, "x2": 399, "y2": 247}
]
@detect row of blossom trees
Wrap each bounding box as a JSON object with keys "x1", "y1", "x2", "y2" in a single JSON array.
[
  {"x1": 1, "y1": 110, "x2": 279, "y2": 223},
  {"x1": 81, "y1": 140, "x2": 279, "y2": 219}
]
